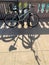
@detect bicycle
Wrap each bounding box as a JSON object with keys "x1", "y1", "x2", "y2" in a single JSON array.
[{"x1": 4, "y1": 0, "x2": 39, "y2": 28}]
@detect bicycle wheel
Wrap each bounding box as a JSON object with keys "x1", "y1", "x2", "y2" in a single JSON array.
[
  {"x1": 4, "y1": 14, "x2": 19, "y2": 28},
  {"x1": 27, "y1": 13, "x2": 39, "y2": 27}
]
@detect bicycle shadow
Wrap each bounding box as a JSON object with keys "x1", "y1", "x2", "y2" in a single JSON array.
[
  {"x1": 21, "y1": 34, "x2": 40, "y2": 65},
  {"x1": 8, "y1": 29, "x2": 40, "y2": 65},
  {"x1": 0, "y1": 18, "x2": 49, "y2": 65}
]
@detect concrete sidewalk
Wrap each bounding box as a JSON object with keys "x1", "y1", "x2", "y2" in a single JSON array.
[{"x1": 0, "y1": 19, "x2": 49, "y2": 65}]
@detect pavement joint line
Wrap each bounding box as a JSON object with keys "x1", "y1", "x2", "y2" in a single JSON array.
[{"x1": 0, "y1": 50, "x2": 49, "y2": 53}]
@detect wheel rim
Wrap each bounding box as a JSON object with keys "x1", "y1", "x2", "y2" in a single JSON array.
[{"x1": 5, "y1": 14, "x2": 19, "y2": 28}]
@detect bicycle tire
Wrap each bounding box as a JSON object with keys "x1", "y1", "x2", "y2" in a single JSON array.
[
  {"x1": 27, "y1": 13, "x2": 39, "y2": 28},
  {"x1": 4, "y1": 13, "x2": 19, "y2": 28}
]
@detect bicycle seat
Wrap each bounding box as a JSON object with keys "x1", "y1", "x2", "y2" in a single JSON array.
[{"x1": 9, "y1": 3, "x2": 18, "y2": 11}]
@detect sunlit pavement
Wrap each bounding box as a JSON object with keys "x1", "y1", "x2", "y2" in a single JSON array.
[{"x1": 0, "y1": 19, "x2": 49, "y2": 65}]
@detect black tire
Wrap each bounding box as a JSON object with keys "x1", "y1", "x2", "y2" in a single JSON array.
[
  {"x1": 4, "y1": 14, "x2": 19, "y2": 28},
  {"x1": 27, "y1": 13, "x2": 39, "y2": 28}
]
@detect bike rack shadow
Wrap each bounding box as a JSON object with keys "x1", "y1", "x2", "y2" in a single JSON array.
[{"x1": 0, "y1": 18, "x2": 49, "y2": 65}]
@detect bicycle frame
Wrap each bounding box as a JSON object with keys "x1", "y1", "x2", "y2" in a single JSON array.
[
  {"x1": 4, "y1": 0, "x2": 39, "y2": 28},
  {"x1": 18, "y1": 9, "x2": 31, "y2": 22}
]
